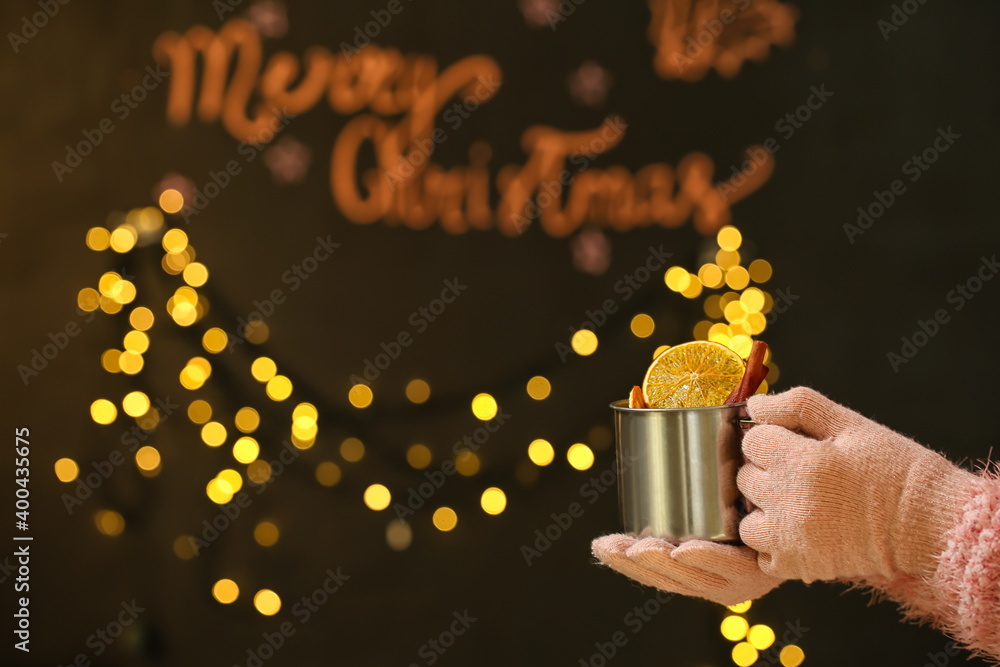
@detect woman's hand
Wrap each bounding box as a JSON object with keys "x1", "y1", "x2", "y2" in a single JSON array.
[
  {"x1": 739, "y1": 386, "x2": 982, "y2": 582},
  {"x1": 591, "y1": 534, "x2": 783, "y2": 606}
]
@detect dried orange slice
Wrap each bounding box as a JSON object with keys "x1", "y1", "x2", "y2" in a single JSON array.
[
  {"x1": 642, "y1": 341, "x2": 745, "y2": 408},
  {"x1": 628, "y1": 386, "x2": 647, "y2": 409}
]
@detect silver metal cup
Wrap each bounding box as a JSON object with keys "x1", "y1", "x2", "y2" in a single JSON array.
[{"x1": 611, "y1": 400, "x2": 751, "y2": 542}]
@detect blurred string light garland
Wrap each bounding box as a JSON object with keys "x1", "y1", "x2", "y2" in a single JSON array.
[{"x1": 58, "y1": 185, "x2": 799, "y2": 664}]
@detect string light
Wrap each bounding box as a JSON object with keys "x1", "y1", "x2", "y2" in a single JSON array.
[
  {"x1": 364, "y1": 484, "x2": 392, "y2": 511},
  {"x1": 253, "y1": 590, "x2": 281, "y2": 616},
  {"x1": 54, "y1": 458, "x2": 79, "y2": 482},
  {"x1": 348, "y1": 383, "x2": 373, "y2": 408},
  {"x1": 527, "y1": 439, "x2": 554, "y2": 466},
  {"x1": 212, "y1": 579, "x2": 239, "y2": 604},
  {"x1": 526, "y1": 376, "x2": 551, "y2": 400},
  {"x1": 480, "y1": 487, "x2": 507, "y2": 515},
  {"x1": 432, "y1": 507, "x2": 457, "y2": 532},
  {"x1": 570, "y1": 329, "x2": 598, "y2": 356},
  {"x1": 471, "y1": 393, "x2": 498, "y2": 420},
  {"x1": 566, "y1": 443, "x2": 594, "y2": 471}
]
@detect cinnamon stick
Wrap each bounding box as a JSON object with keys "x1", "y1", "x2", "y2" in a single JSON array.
[{"x1": 724, "y1": 340, "x2": 769, "y2": 404}]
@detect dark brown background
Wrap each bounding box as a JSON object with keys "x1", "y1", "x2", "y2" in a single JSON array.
[{"x1": 1, "y1": 0, "x2": 998, "y2": 665}]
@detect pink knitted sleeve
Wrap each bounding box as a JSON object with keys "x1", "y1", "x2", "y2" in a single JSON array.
[{"x1": 850, "y1": 472, "x2": 1000, "y2": 661}]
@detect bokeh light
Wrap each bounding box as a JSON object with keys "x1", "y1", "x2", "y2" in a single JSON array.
[
  {"x1": 386, "y1": 519, "x2": 413, "y2": 551},
  {"x1": 188, "y1": 399, "x2": 212, "y2": 424},
  {"x1": 455, "y1": 452, "x2": 480, "y2": 476},
  {"x1": 251, "y1": 356, "x2": 277, "y2": 382},
  {"x1": 90, "y1": 399, "x2": 117, "y2": 425},
  {"x1": 159, "y1": 188, "x2": 184, "y2": 214},
  {"x1": 266, "y1": 375, "x2": 293, "y2": 401},
  {"x1": 212, "y1": 579, "x2": 239, "y2": 604},
  {"x1": 201, "y1": 421, "x2": 227, "y2": 447},
  {"x1": 340, "y1": 437, "x2": 365, "y2": 462},
  {"x1": 717, "y1": 225, "x2": 742, "y2": 251},
  {"x1": 406, "y1": 444, "x2": 432, "y2": 469},
  {"x1": 432, "y1": 507, "x2": 458, "y2": 532},
  {"x1": 630, "y1": 314, "x2": 655, "y2": 338},
  {"x1": 779, "y1": 645, "x2": 805, "y2": 667},
  {"x1": 566, "y1": 443, "x2": 594, "y2": 471},
  {"x1": 253, "y1": 589, "x2": 281, "y2": 616},
  {"x1": 233, "y1": 437, "x2": 260, "y2": 464},
  {"x1": 570, "y1": 329, "x2": 598, "y2": 356},
  {"x1": 254, "y1": 521, "x2": 279, "y2": 547},
  {"x1": 732, "y1": 642, "x2": 759, "y2": 667},
  {"x1": 54, "y1": 458, "x2": 79, "y2": 482},
  {"x1": 471, "y1": 393, "x2": 498, "y2": 420},
  {"x1": 405, "y1": 379, "x2": 431, "y2": 404},
  {"x1": 526, "y1": 376, "x2": 551, "y2": 400},
  {"x1": 234, "y1": 407, "x2": 260, "y2": 433},
  {"x1": 348, "y1": 383, "x2": 373, "y2": 408},
  {"x1": 527, "y1": 439, "x2": 554, "y2": 466},
  {"x1": 720, "y1": 615, "x2": 749, "y2": 641},
  {"x1": 747, "y1": 624, "x2": 776, "y2": 650},
  {"x1": 315, "y1": 462, "x2": 341, "y2": 486},
  {"x1": 364, "y1": 484, "x2": 392, "y2": 511},
  {"x1": 122, "y1": 390, "x2": 150, "y2": 417},
  {"x1": 135, "y1": 446, "x2": 161, "y2": 471},
  {"x1": 480, "y1": 487, "x2": 507, "y2": 515},
  {"x1": 94, "y1": 510, "x2": 125, "y2": 536}
]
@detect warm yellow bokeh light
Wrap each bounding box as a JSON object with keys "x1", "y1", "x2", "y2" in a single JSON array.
[
  {"x1": 162, "y1": 228, "x2": 188, "y2": 253},
  {"x1": 234, "y1": 407, "x2": 260, "y2": 433},
  {"x1": 348, "y1": 383, "x2": 373, "y2": 408},
  {"x1": 95, "y1": 510, "x2": 125, "y2": 536},
  {"x1": 732, "y1": 642, "x2": 759, "y2": 667},
  {"x1": 90, "y1": 398, "x2": 117, "y2": 425},
  {"x1": 266, "y1": 375, "x2": 293, "y2": 401},
  {"x1": 247, "y1": 460, "x2": 272, "y2": 485},
  {"x1": 201, "y1": 421, "x2": 227, "y2": 447},
  {"x1": 159, "y1": 188, "x2": 184, "y2": 214},
  {"x1": 727, "y1": 600, "x2": 752, "y2": 614},
  {"x1": 364, "y1": 484, "x2": 392, "y2": 511},
  {"x1": 253, "y1": 589, "x2": 281, "y2": 616},
  {"x1": 134, "y1": 446, "x2": 161, "y2": 472},
  {"x1": 128, "y1": 306, "x2": 154, "y2": 331},
  {"x1": 748, "y1": 259, "x2": 773, "y2": 283},
  {"x1": 726, "y1": 266, "x2": 751, "y2": 290},
  {"x1": 567, "y1": 443, "x2": 595, "y2": 471},
  {"x1": 716, "y1": 249, "x2": 741, "y2": 270},
  {"x1": 109, "y1": 225, "x2": 137, "y2": 253},
  {"x1": 254, "y1": 521, "x2": 279, "y2": 547},
  {"x1": 630, "y1": 314, "x2": 655, "y2": 338},
  {"x1": 779, "y1": 645, "x2": 805, "y2": 667},
  {"x1": 406, "y1": 444, "x2": 432, "y2": 469},
  {"x1": 717, "y1": 225, "x2": 743, "y2": 251},
  {"x1": 455, "y1": 451, "x2": 480, "y2": 476},
  {"x1": 77, "y1": 287, "x2": 100, "y2": 312},
  {"x1": 217, "y1": 469, "x2": 243, "y2": 494},
  {"x1": 54, "y1": 458, "x2": 79, "y2": 482},
  {"x1": 188, "y1": 399, "x2": 212, "y2": 424},
  {"x1": 652, "y1": 344, "x2": 670, "y2": 359},
  {"x1": 664, "y1": 266, "x2": 691, "y2": 291},
  {"x1": 171, "y1": 301, "x2": 197, "y2": 326},
  {"x1": 251, "y1": 356, "x2": 277, "y2": 382},
  {"x1": 233, "y1": 437, "x2": 260, "y2": 464},
  {"x1": 202, "y1": 327, "x2": 228, "y2": 354},
  {"x1": 527, "y1": 439, "x2": 555, "y2": 466},
  {"x1": 720, "y1": 615, "x2": 750, "y2": 641},
  {"x1": 729, "y1": 334, "x2": 753, "y2": 359},
  {"x1": 471, "y1": 393, "x2": 498, "y2": 420},
  {"x1": 681, "y1": 276, "x2": 703, "y2": 299},
  {"x1": 101, "y1": 349, "x2": 122, "y2": 373},
  {"x1": 747, "y1": 624, "x2": 776, "y2": 650},
  {"x1": 340, "y1": 437, "x2": 365, "y2": 462},
  {"x1": 110, "y1": 280, "x2": 136, "y2": 304},
  {"x1": 570, "y1": 329, "x2": 598, "y2": 356},
  {"x1": 526, "y1": 376, "x2": 551, "y2": 400},
  {"x1": 122, "y1": 390, "x2": 150, "y2": 417},
  {"x1": 432, "y1": 507, "x2": 458, "y2": 532},
  {"x1": 172, "y1": 536, "x2": 196, "y2": 560},
  {"x1": 315, "y1": 461, "x2": 342, "y2": 486},
  {"x1": 86, "y1": 226, "x2": 111, "y2": 251},
  {"x1": 183, "y1": 262, "x2": 209, "y2": 287},
  {"x1": 480, "y1": 487, "x2": 507, "y2": 515},
  {"x1": 405, "y1": 379, "x2": 431, "y2": 404},
  {"x1": 698, "y1": 263, "x2": 724, "y2": 288},
  {"x1": 212, "y1": 578, "x2": 239, "y2": 604}
]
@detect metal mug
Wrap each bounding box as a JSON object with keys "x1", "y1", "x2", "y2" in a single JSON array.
[{"x1": 611, "y1": 400, "x2": 753, "y2": 542}]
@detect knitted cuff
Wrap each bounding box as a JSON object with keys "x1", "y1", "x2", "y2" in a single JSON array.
[{"x1": 894, "y1": 455, "x2": 985, "y2": 578}]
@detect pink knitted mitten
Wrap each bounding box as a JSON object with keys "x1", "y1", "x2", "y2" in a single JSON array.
[
  {"x1": 591, "y1": 534, "x2": 783, "y2": 606},
  {"x1": 740, "y1": 387, "x2": 983, "y2": 582}
]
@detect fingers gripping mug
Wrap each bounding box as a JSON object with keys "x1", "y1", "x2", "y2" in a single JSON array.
[{"x1": 611, "y1": 400, "x2": 753, "y2": 542}]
